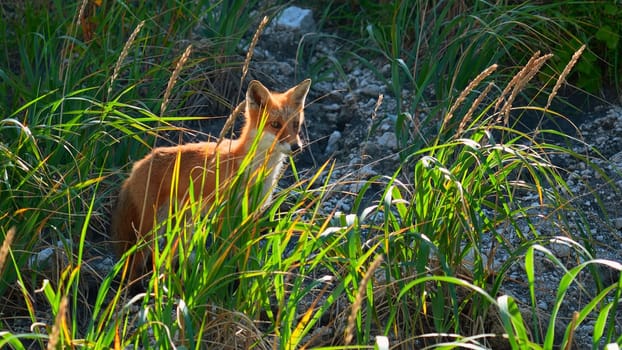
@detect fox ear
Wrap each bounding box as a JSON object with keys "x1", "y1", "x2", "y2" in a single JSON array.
[
  {"x1": 247, "y1": 80, "x2": 271, "y2": 109},
  {"x1": 289, "y1": 79, "x2": 311, "y2": 106}
]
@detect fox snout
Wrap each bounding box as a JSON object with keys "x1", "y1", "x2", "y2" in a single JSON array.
[
  {"x1": 279, "y1": 136, "x2": 302, "y2": 155},
  {"x1": 275, "y1": 123, "x2": 303, "y2": 154},
  {"x1": 289, "y1": 139, "x2": 302, "y2": 154}
]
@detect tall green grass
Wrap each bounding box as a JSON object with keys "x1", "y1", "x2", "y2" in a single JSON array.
[
  {"x1": 1, "y1": 0, "x2": 621, "y2": 349},
  {"x1": 0, "y1": 0, "x2": 267, "y2": 346},
  {"x1": 325, "y1": 0, "x2": 619, "y2": 157}
]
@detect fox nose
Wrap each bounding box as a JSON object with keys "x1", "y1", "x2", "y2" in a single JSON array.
[{"x1": 291, "y1": 143, "x2": 301, "y2": 153}]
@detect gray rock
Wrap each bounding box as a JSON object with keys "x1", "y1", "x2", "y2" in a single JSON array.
[
  {"x1": 376, "y1": 131, "x2": 398, "y2": 151},
  {"x1": 262, "y1": 6, "x2": 316, "y2": 58},
  {"x1": 275, "y1": 6, "x2": 315, "y2": 32},
  {"x1": 29, "y1": 247, "x2": 57, "y2": 269},
  {"x1": 550, "y1": 241, "x2": 572, "y2": 258},
  {"x1": 325, "y1": 130, "x2": 342, "y2": 155},
  {"x1": 322, "y1": 103, "x2": 341, "y2": 112}
]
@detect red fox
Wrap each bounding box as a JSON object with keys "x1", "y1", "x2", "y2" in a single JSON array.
[{"x1": 110, "y1": 79, "x2": 311, "y2": 281}]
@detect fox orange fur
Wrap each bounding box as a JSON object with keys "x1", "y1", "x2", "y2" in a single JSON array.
[{"x1": 110, "y1": 79, "x2": 311, "y2": 281}]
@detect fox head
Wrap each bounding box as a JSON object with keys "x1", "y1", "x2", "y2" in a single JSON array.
[{"x1": 245, "y1": 79, "x2": 311, "y2": 155}]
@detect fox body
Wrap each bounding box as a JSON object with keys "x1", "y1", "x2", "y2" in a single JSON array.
[{"x1": 110, "y1": 79, "x2": 311, "y2": 281}]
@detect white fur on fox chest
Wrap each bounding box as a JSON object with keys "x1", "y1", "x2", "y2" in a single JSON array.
[{"x1": 246, "y1": 130, "x2": 289, "y2": 202}]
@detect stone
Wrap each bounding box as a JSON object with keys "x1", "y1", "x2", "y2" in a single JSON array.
[
  {"x1": 376, "y1": 131, "x2": 398, "y2": 151},
  {"x1": 325, "y1": 130, "x2": 342, "y2": 155},
  {"x1": 262, "y1": 6, "x2": 316, "y2": 57},
  {"x1": 275, "y1": 6, "x2": 315, "y2": 32}
]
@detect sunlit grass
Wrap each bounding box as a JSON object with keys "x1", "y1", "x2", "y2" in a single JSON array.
[{"x1": 1, "y1": 1, "x2": 621, "y2": 349}]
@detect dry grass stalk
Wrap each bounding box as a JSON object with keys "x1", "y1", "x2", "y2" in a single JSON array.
[
  {"x1": 372, "y1": 94, "x2": 384, "y2": 122},
  {"x1": 108, "y1": 20, "x2": 145, "y2": 99},
  {"x1": 494, "y1": 51, "x2": 542, "y2": 112},
  {"x1": 502, "y1": 54, "x2": 552, "y2": 124},
  {"x1": 241, "y1": 16, "x2": 269, "y2": 85},
  {"x1": 362, "y1": 93, "x2": 384, "y2": 154},
  {"x1": 76, "y1": 0, "x2": 88, "y2": 26},
  {"x1": 216, "y1": 16, "x2": 268, "y2": 148},
  {"x1": 200, "y1": 306, "x2": 270, "y2": 349},
  {"x1": 495, "y1": 51, "x2": 553, "y2": 125},
  {"x1": 443, "y1": 64, "x2": 498, "y2": 132},
  {"x1": 355, "y1": 93, "x2": 384, "y2": 186},
  {"x1": 60, "y1": 0, "x2": 91, "y2": 79},
  {"x1": 216, "y1": 101, "x2": 245, "y2": 144},
  {"x1": 0, "y1": 226, "x2": 15, "y2": 274},
  {"x1": 564, "y1": 311, "x2": 580, "y2": 350},
  {"x1": 161, "y1": 44, "x2": 193, "y2": 117},
  {"x1": 344, "y1": 254, "x2": 384, "y2": 345},
  {"x1": 299, "y1": 279, "x2": 334, "y2": 348},
  {"x1": 545, "y1": 45, "x2": 586, "y2": 111},
  {"x1": 47, "y1": 296, "x2": 69, "y2": 350},
  {"x1": 458, "y1": 81, "x2": 495, "y2": 135}
]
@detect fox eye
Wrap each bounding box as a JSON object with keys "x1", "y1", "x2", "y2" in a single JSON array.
[{"x1": 270, "y1": 121, "x2": 282, "y2": 129}]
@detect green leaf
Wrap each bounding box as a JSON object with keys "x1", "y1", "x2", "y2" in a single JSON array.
[
  {"x1": 595, "y1": 25, "x2": 619, "y2": 49},
  {"x1": 497, "y1": 295, "x2": 537, "y2": 349},
  {"x1": 593, "y1": 299, "x2": 614, "y2": 346}
]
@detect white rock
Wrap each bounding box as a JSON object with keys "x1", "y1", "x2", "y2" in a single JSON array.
[{"x1": 276, "y1": 6, "x2": 315, "y2": 32}]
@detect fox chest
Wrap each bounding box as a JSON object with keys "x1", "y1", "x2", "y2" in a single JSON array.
[{"x1": 247, "y1": 150, "x2": 286, "y2": 198}]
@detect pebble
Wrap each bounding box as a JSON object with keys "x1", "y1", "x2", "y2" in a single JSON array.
[
  {"x1": 322, "y1": 103, "x2": 341, "y2": 112},
  {"x1": 358, "y1": 164, "x2": 378, "y2": 177},
  {"x1": 359, "y1": 85, "x2": 382, "y2": 98},
  {"x1": 29, "y1": 247, "x2": 56, "y2": 269},
  {"x1": 376, "y1": 132, "x2": 398, "y2": 150},
  {"x1": 550, "y1": 242, "x2": 572, "y2": 257},
  {"x1": 350, "y1": 182, "x2": 364, "y2": 193},
  {"x1": 380, "y1": 122, "x2": 392, "y2": 131},
  {"x1": 325, "y1": 130, "x2": 342, "y2": 155}
]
